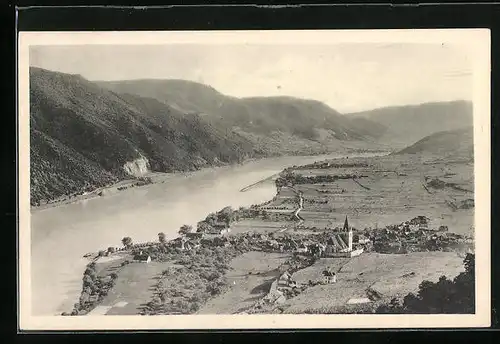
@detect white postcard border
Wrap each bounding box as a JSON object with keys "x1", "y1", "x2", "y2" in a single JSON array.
[{"x1": 18, "y1": 29, "x2": 491, "y2": 330}]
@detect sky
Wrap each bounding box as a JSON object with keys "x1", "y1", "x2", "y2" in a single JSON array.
[{"x1": 29, "y1": 43, "x2": 473, "y2": 113}]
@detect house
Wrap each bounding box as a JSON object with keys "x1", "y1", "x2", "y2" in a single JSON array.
[
  {"x1": 186, "y1": 232, "x2": 204, "y2": 240},
  {"x1": 309, "y1": 243, "x2": 325, "y2": 257},
  {"x1": 346, "y1": 297, "x2": 371, "y2": 305},
  {"x1": 322, "y1": 269, "x2": 337, "y2": 284},
  {"x1": 172, "y1": 237, "x2": 189, "y2": 251},
  {"x1": 419, "y1": 223, "x2": 429, "y2": 230},
  {"x1": 357, "y1": 235, "x2": 371, "y2": 245},
  {"x1": 267, "y1": 239, "x2": 280, "y2": 250},
  {"x1": 277, "y1": 271, "x2": 297, "y2": 289},
  {"x1": 134, "y1": 251, "x2": 151, "y2": 263},
  {"x1": 184, "y1": 240, "x2": 200, "y2": 251},
  {"x1": 206, "y1": 222, "x2": 231, "y2": 235},
  {"x1": 201, "y1": 236, "x2": 230, "y2": 247},
  {"x1": 295, "y1": 243, "x2": 309, "y2": 254}
]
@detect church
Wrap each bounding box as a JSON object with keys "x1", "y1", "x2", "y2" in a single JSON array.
[{"x1": 323, "y1": 216, "x2": 364, "y2": 258}]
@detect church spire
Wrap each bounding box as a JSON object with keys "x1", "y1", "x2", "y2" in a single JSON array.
[{"x1": 343, "y1": 215, "x2": 349, "y2": 232}]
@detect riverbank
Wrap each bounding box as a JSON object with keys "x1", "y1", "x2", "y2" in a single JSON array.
[
  {"x1": 30, "y1": 177, "x2": 155, "y2": 213},
  {"x1": 30, "y1": 150, "x2": 390, "y2": 214}
]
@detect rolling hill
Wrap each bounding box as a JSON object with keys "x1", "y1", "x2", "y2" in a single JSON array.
[
  {"x1": 30, "y1": 67, "x2": 257, "y2": 205},
  {"x1": 97, "y1": 79, "x2": 388, "y2": 143},
  {"x1": 30, "y1": 68, "x2": 387, "y2": 206},
  {"x1": 394, "y1": 127, "x2": 474, "y2": 158},
  {"x1": 348, "y1": 101, "x2": 473, "y2": 149}
]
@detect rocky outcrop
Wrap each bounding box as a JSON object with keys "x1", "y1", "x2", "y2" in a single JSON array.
[{"x1": 123, "y1": 155, "x2": 150, "y2": 177}]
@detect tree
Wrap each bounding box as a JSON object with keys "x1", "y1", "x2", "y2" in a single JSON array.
[
  {"x1": 84, "y1": 266, "x2": 96, "y2": 278},
  {"x1": 79, "y1": 291, "x2": 90, "y2": 306},
  {"x1": 107, "y1": 246, "x2": 115, "y2": 254},
  {"x1": 218, "y1": 206, "x2": 234, "y2": 226},
  {"x1": 204, "y1": 213, "x2": 218, "y2": 226},
  {"x1": 197, "y1": 221, "x2": 213, "y2": 233},
  {"x1": 121, "y1": 236, "x2": 133, "y2": 248},
  {"x1": 82, "y1": 274, "x2": 94, "y2": 288},
  {"x1": 178, "y1": 224, "x2": 193, "y2": 236},
  {"x1": 158, "y1": 232, "x2": 166, "y2": 244}
]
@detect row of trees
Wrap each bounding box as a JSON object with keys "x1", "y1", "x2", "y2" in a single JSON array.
[
  {"x1": 117, "y1": 205, "x2": 244, "y2": 250},
  {"x1": 275, "y1": 172, "x2": 365, "y2": 188},
  {"x1": 119, "y1": 207, "x2": 238, "y2": 250},
  {"x1": 66, "y1": 261, "x2": 119, "y2": 316},
  {"x1": 119, "y1": 223, "x2": 194, "y2": 251}
]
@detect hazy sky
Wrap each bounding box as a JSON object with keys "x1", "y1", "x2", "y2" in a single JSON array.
[{"x1": 30, "y1": 43, "x2": 472, "y2": 113}]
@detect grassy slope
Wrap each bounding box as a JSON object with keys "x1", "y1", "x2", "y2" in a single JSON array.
[
  {"x1": 347, "y1": 101, "x2": 473, "y2": 148},
  {"x1": 395, "y1": 127, "x2": 474, "y2": 158}
]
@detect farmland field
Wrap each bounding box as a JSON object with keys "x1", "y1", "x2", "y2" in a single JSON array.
[{"x1": 234, "y1": 153, "x2": 474, "y2": 236}]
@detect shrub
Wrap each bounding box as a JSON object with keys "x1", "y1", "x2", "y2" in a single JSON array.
[
  {"x1": 189, "y1": 302, "x2": 201, "y2": 313},
  {"x1": 175, "y1": 300, "x2": 190, "y2": 313},
  {"x1": 178, "y1": 225, "x2": 193, "y2": 236}
]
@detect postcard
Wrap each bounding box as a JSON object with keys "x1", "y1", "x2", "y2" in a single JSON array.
[{"x1": 18, "y1": 29, "x2": 491, "y2": 330}]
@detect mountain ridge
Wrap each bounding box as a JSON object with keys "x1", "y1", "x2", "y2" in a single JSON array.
[
  {"x1": 30, "y1": 67, "x2": 385, "y2": 206},
  {"x1": 30, "y1": 67, "x2": 472, "y2": 206},
  {"x1": 96, "y1": 78, "x2": 387, "y2": 142},
  {"x1": 347, "y1": 100, "x2": 473, "y2": 148}
]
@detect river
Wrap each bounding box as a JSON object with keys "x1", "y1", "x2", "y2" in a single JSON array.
[{"x1": 30, "y1": 152, "x2": 383, "y2": 316}]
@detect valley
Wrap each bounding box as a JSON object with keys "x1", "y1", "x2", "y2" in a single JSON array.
[
  {"x1": 28, "y1": 66, "x2": 475, "y2": 317},
  {"x1": 69, "y1": 146, "x2": 475, "y2": 316}
]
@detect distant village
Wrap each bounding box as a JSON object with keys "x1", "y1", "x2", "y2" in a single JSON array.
[{"x1": 88, "y1": 206, "x2": 473, "y2": 273}]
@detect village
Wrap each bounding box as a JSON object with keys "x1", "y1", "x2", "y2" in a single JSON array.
[
  {"x1": 71, "y1": 153, "x2": 474, "y2": 316},
  {"x1": 72, "y1": 210, "x2": 472, "y2": 316}
]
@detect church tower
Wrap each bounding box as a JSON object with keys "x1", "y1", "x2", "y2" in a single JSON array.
[
  {"x1": 343, "y1": 216, "x2": 349, "y2": 231},
  {"x1": 343, "y1": 215, "x2": 353, "y2": 252}
]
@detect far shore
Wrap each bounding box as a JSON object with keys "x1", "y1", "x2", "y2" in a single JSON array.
[{"x1": 30, "y1": 150, "x2": 390, "y2": 214}]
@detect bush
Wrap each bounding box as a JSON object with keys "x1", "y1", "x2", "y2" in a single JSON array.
[
  {"x1": 189, "y1": 302, "x2": 200, "y2": 313},
  {"x1": 175, "y1": 300, "x2": 189, "y2": 313}
]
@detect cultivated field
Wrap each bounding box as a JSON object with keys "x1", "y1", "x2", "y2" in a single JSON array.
[
  {"x1": 282, "y1": 251, "x2": 466, "y2": 314},
  {"x1": 88, "y1": 260, "x2": 178, "y2": 315},
  {"x1": 236, "y1": 153, "x2": 474, "y2": 236},
  {"x1": 196, "y1": 251, "x2": 291, "y2": 314}
]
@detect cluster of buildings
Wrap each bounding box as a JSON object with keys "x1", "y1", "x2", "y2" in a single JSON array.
[{"x1": 309, "y1": 216, "x2": 366, "y2": 258}]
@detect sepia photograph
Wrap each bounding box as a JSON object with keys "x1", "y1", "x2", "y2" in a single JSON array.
[{"x1": 17, "y1": 29, "x2": 491, "y2": 330}]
